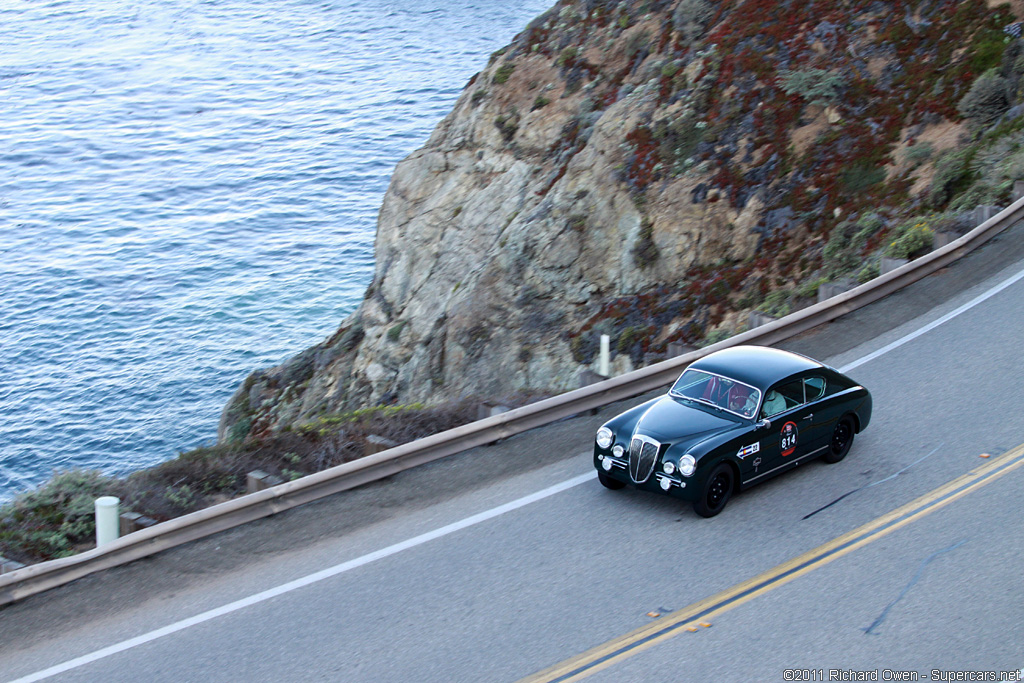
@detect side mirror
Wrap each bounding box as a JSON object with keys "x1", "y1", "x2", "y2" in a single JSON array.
[{"x1": 758, "y1": 418, "x2": 771, "y2": 430}]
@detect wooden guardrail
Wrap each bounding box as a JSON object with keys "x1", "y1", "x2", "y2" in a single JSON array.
[{"x1": 3, "y1": 195, "x2": 1024, "y2": 607}]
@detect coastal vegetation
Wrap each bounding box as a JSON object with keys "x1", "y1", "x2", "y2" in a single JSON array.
[{"x1": 0, "y1": 395, "x2": 542, "y2": 563}]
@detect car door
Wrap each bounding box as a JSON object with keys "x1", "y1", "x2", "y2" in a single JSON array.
[
  {"x1": 798, "y1": 374, "x2": 832, "y2": 452},
  {"x1": 755, "y1": 377, "x2": 814, "y2": 476}
]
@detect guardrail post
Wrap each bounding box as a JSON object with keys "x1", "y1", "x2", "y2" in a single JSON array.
[
  {"x1": 973, "y1": 205, "x2": 1000, "y2": 225},
  {"x1": 880, "y1": 256, "x2": 909, "y2": 274},
  {"x1": 364, "y1": 434, "x2": 399, "y2": 455},
  {"x1": 933, "y1": 230, "x2": 958, "y2": 249},
  {"x1": 817, "y1": 278, "x2": 856, "y2": 303},
  {"x1": 599, "y1": 334, "x2": 610, "y2": 377},
  {"x1": 476, "y1": 403, "x2": 511, "y2": 420},
  {"x1": 748, "y1": 311, "x2": 777, "y2": 329},
  {"x1": 119, "y1": 512, "x2": 158, "y2": 536},
  {"x1": 246, "y1": 470, "x2": 284, "y2": 493},
  {"x1": 667, "y1": 342, "x2": 696, "y2": 358},
  {"x1": 0, "y1": 554, "x2": 25, "y2": 575},
  {"x1": 95, "y1": 496, "x2": 120, "y2": 547}
]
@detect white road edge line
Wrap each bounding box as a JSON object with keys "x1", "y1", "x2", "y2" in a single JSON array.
[
  {"x1": 6, "y1": 473, "x2": 595, "y2": 683},
  {"x1": 837, "y1": 263, "x2": 1024, "y2": 374},
  {"x1": 10, "y1": 261, "x2": 1024, "y2": 683}
]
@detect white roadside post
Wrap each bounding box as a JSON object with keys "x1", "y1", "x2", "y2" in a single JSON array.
[
  {"x1": 599, "y1": 334, "x2": 610, "y2": 377},
  {"x1": 95, "y1": 496, "x2": 120, "y2": 547}
]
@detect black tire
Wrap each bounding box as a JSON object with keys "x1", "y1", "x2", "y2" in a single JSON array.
[
  {"x1": 598, "y1": 469, "x2": 626, "y2": 490},
  {"x1": 693, "y1": 463, "x2": 734, "y2": 518},
  {"x1": 823, "y1": 417, "x2": 855, "y2": 463}
]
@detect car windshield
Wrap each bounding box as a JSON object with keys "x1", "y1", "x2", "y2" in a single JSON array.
[{"x1": 669, "y1": 368, "x2": 762, "y2": 419}]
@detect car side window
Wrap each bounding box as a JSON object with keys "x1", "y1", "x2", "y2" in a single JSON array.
[
  {"x1": 761, "y1": 379, "x2": 804, "y2": 418},
  {"x1": 804, "y1": 376, "x2": 826, "y2": 401}
]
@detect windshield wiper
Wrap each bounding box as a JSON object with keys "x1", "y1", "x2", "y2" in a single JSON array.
[{"x1": 689, "y1": 396, "x2": 727, "y2": 413}]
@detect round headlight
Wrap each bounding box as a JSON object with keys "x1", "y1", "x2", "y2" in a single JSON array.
[
  {"x1": 612, "y1": 444, "x2": 625, "y2": 458},
  {"x1": 596, "y1": 427, "x2": 613, "y2": 449},
  {"x1": 663, "y1": 461, "x2": 676, "y2": 475},
  {"x1": 679, "y1": 454, "x2": 697, "y2": 477}
]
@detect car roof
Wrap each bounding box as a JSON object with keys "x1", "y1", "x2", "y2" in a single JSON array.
[{"x1": 688, "y1": 345, "x2": 823, "y2": 390}]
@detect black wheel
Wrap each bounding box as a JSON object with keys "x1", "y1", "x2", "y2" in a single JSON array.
[
  {"x1": 598, "y1": 469, "x2": 626, "y2": 490},
  {"x1": 823, "y1": 417, "x2": 855, "y2": 463},
  {"x1": 693, "y1": 463, "x2": 734, "y2": 518}
]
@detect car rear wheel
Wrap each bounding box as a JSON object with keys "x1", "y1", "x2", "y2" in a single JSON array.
[
  {"x1": 693, "y1": 463, "x2": 733, "y2": 518},
  {"x1": 823, "y1": 417, "x2": 855, "y2": 463},
  {"x1": 598, "y1": 470, "x2": 626, "y2": 490}
]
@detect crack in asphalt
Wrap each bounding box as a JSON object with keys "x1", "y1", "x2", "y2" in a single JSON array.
[
  {"x1": 802, "y1": 443, "x2": 944, "y2": 520},
  {"x1": 862, "y1": 537, "x2": 968, "y2": 635}
]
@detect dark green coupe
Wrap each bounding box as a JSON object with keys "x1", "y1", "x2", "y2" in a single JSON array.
[{"x1": 593, "y1": 345, "x2": 872, "y2": 517}]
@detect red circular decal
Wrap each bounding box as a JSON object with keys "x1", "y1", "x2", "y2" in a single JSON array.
[{"x1": 780, "y1": 421, "x2": 799, "y2": 457}]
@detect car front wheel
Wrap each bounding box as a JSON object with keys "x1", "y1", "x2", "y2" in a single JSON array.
[
  {"x1": 598, "y1": 470, "x2": 626, "y2": 490},
  {"x1": 693, "y1": 463, "x2": 733, "y2": 518},
  {"x1": 823, "y1": 417, "x2": 855, "y2": 463}
]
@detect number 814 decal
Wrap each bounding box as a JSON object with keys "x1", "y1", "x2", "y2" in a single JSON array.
[{"x1": 780, "y1": 421, "x2": 799, "y2": 457}]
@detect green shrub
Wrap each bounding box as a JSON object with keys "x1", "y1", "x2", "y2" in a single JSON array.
[
  {"x1": 757, "y1": 289, "x2": 794, "y2": 318},
  {"x1": 492, "y1": 64, "x2": 515, "y2": 85},
  {"x1": 823, "y1": 213, "x2": 882, "y2": 278},
  {"x1": 841, "y1": 162, "x2": 886, "y2": 193},
  {"x1": 958, "y1": 69, "x2": 1010, "y2": 128},
  {"x1": 798, "y1": 277, "x2": 828, "y2": 299},
  {"x1": 0, "y1": 469, "x2": 121, "y2": 561},
  {"x1": 857, "y1": 261, "x2": 880, "y2": 283},
  {"x1": 672, "y1": 0, "x2": 713, "y2": 44},
  {"x1": 661, "y1": 61, "x2": 681, "y2": 79},
  {"x1": 531, "y1": 95, "x2": 551, "y2": 111},
  {"x1": 566, "y1": 214, "x2": 587, "y2": 232},
  {"x1": 928, "y1": 148, "x2": 976, "y2": 209},
  {"x1": 494, "y1": 112, "x2": 519, "y2": 142},
  {"x1": 387, "y1": 321, "x2": 407, "y2": 342},
  {"x1": 625, "y1": 30, "x2": 650, "y2": 59},
  {"x1": 700, "y1": 326, "x2": 733, "y2": 348},
  {"x1": 885, "y1": 220, "x2": 935, "y2": 259},
  {"x1": 556, "y1": 47, "x2": 577, "y2": 68},
  {"x1": 904, "y1": 141, "x2": 934, "y2": 167},
  {"x1": 616, "y1": 326, "x2": 646, "y2": 353},
  {"x1": 631, "y1": 218, "x2": 660, "y2": 268},
  {"x1": 778, "y1": 68, "x2": 846, "y2": 106}
]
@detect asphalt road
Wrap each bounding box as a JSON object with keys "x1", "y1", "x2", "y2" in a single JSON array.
[{"x1": 3, "y1": 230, "x2": 1024, "y2": 682}]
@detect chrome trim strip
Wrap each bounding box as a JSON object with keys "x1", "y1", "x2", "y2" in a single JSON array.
[
  {"x1": 742, "y1": 445, "x2": 829, "y2": 485},
  {"x1": 655, "y1": 473, "x2": 681, "y2": 488}
]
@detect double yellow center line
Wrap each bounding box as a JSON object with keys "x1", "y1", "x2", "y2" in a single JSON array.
[{"x1": 520, "y1": 444, "x2": 1024, "y2": 683}]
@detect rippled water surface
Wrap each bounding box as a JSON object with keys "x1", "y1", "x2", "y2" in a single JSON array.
[{"x1": 0, "y1": 0, "x2": 551, "y2": 499}]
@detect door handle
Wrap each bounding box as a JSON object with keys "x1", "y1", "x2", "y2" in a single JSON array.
[{"x1": 802, "y1": 414, "x2": 813, "y2": 421}]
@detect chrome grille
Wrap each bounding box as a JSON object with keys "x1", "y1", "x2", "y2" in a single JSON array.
[{"x1": 628, "y1": 436, "x2": 660, "y2": 483}]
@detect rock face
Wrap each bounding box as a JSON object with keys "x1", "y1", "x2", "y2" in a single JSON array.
[{"x1": 220, "y1": 0, "x2": 1018, "y2": 441}]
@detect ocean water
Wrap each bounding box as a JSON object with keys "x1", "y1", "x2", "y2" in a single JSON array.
[{"x1": 0, "y1": 0, "x2": 551, "y2": 500}]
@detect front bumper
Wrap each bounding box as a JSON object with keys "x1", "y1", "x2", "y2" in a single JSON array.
[{"x1": 594, "y1": 450, "x2": 693, "y2": 500}]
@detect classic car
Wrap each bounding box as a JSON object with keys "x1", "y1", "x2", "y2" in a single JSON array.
[{"x1": 593, "y1": 345, "x2": 872, "y2": 517}]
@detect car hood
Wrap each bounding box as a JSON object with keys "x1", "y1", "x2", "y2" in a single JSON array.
[{"x1": 632, "y1": 395, "x2": 737, "y2": 445}]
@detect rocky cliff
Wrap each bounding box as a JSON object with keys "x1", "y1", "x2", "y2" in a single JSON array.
[{"x1": 220, "y1": 0, "x2": 1024, "y2": 442}]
